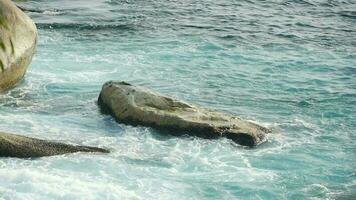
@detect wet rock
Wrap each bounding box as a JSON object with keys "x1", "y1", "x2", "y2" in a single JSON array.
[
  {"x1": 98, "y1": 81, "x2": 270, "y2": 146},
  {"x1": 0, "y1": 132, "x2": 109, "y2": 158},
  {"x1": 0, "y1": 0, "x2": 37, "y2": 91}
]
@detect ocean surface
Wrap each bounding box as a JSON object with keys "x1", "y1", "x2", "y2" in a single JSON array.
[{"x1": 1, "y1": 0, "x2": 355, "y2": 199}]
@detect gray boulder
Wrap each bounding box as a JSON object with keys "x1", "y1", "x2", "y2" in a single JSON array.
[
  {"x1": 98, "y1": 81, "x2": 270, "y2": 146},
  {"x1": 0, "y1": 0, "x2": 37, "y2": 91},
  {"x1": 0, "y1": 132, "x2": 109, "y2": 158}
]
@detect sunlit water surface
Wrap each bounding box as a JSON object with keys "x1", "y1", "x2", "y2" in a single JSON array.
[{"x1": 0, "y1": 0, "x2": 355, "y2": 199}]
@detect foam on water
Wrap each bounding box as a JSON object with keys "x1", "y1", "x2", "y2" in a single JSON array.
[{"x1": 1, "y1": 0, "x2": 355, "y2": 199}]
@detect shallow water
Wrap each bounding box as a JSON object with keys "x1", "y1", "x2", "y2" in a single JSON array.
[{"x1": 1, "y1": 0, "x2": 355, "y2": 199}]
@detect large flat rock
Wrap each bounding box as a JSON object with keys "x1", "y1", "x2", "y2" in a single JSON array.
[
  {"x1": 0, "y1": 132, "x2": 109, "y2": 158},
  {"x1": 0, "y1": 0, "x2": 37, "y2": 91},
  {"x1": 98, "y1": 81, "x2": 270, "y2": 146}
]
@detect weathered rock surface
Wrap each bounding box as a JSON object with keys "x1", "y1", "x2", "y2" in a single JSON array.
[
  {"x1": 0, "y1": 0, "x2": 37, "y2": 91},
  {"x1": 0, "y1": 132, "x2": 109, "y2": 158},
  {"x1": 98, "y1": 81, "x2": 270, "y2": 146}
]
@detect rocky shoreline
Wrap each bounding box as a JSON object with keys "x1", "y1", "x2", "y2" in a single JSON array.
[
  {"x1": 0, "y1": 0, "x2": 109, "y2": 158},
  {"x1": 0, "y1": 0, "x2": 269, "y2": 158}
]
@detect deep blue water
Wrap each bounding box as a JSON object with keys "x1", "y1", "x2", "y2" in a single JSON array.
[{"x1": 0, "y1": 0, "x2": 355, "y2": 199}]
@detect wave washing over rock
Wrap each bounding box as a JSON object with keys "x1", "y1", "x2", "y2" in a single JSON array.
[{"x1": 0, "y1": 0, "x2": 355, "y2": 199}]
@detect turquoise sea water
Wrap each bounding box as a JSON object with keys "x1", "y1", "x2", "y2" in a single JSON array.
[{"x1": 1, "y1": 0, "x2": 355, "y2": 199}]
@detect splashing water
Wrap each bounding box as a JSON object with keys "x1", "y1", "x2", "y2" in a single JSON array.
[{"x1": 0, "y1": 0, "x2": 355, "y2": 199}]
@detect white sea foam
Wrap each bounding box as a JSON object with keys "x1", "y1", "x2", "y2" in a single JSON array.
[
  {"x1": 0, "y1": 168, "x2": 141, "y2": 200},
  {"x1": 2, "y1": 0, "x2": 355, "y2": 199}
]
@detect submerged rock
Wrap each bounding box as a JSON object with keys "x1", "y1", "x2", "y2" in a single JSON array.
[
  {"x1": 98, "y1": 81, "x2": 270, "y2": 146},
  {"x1": 0, "y1": 132, "x2": 109, "y2": 158},
  {"x1": 0, "y1": 0, "x2": 37, "y2": 91}
]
